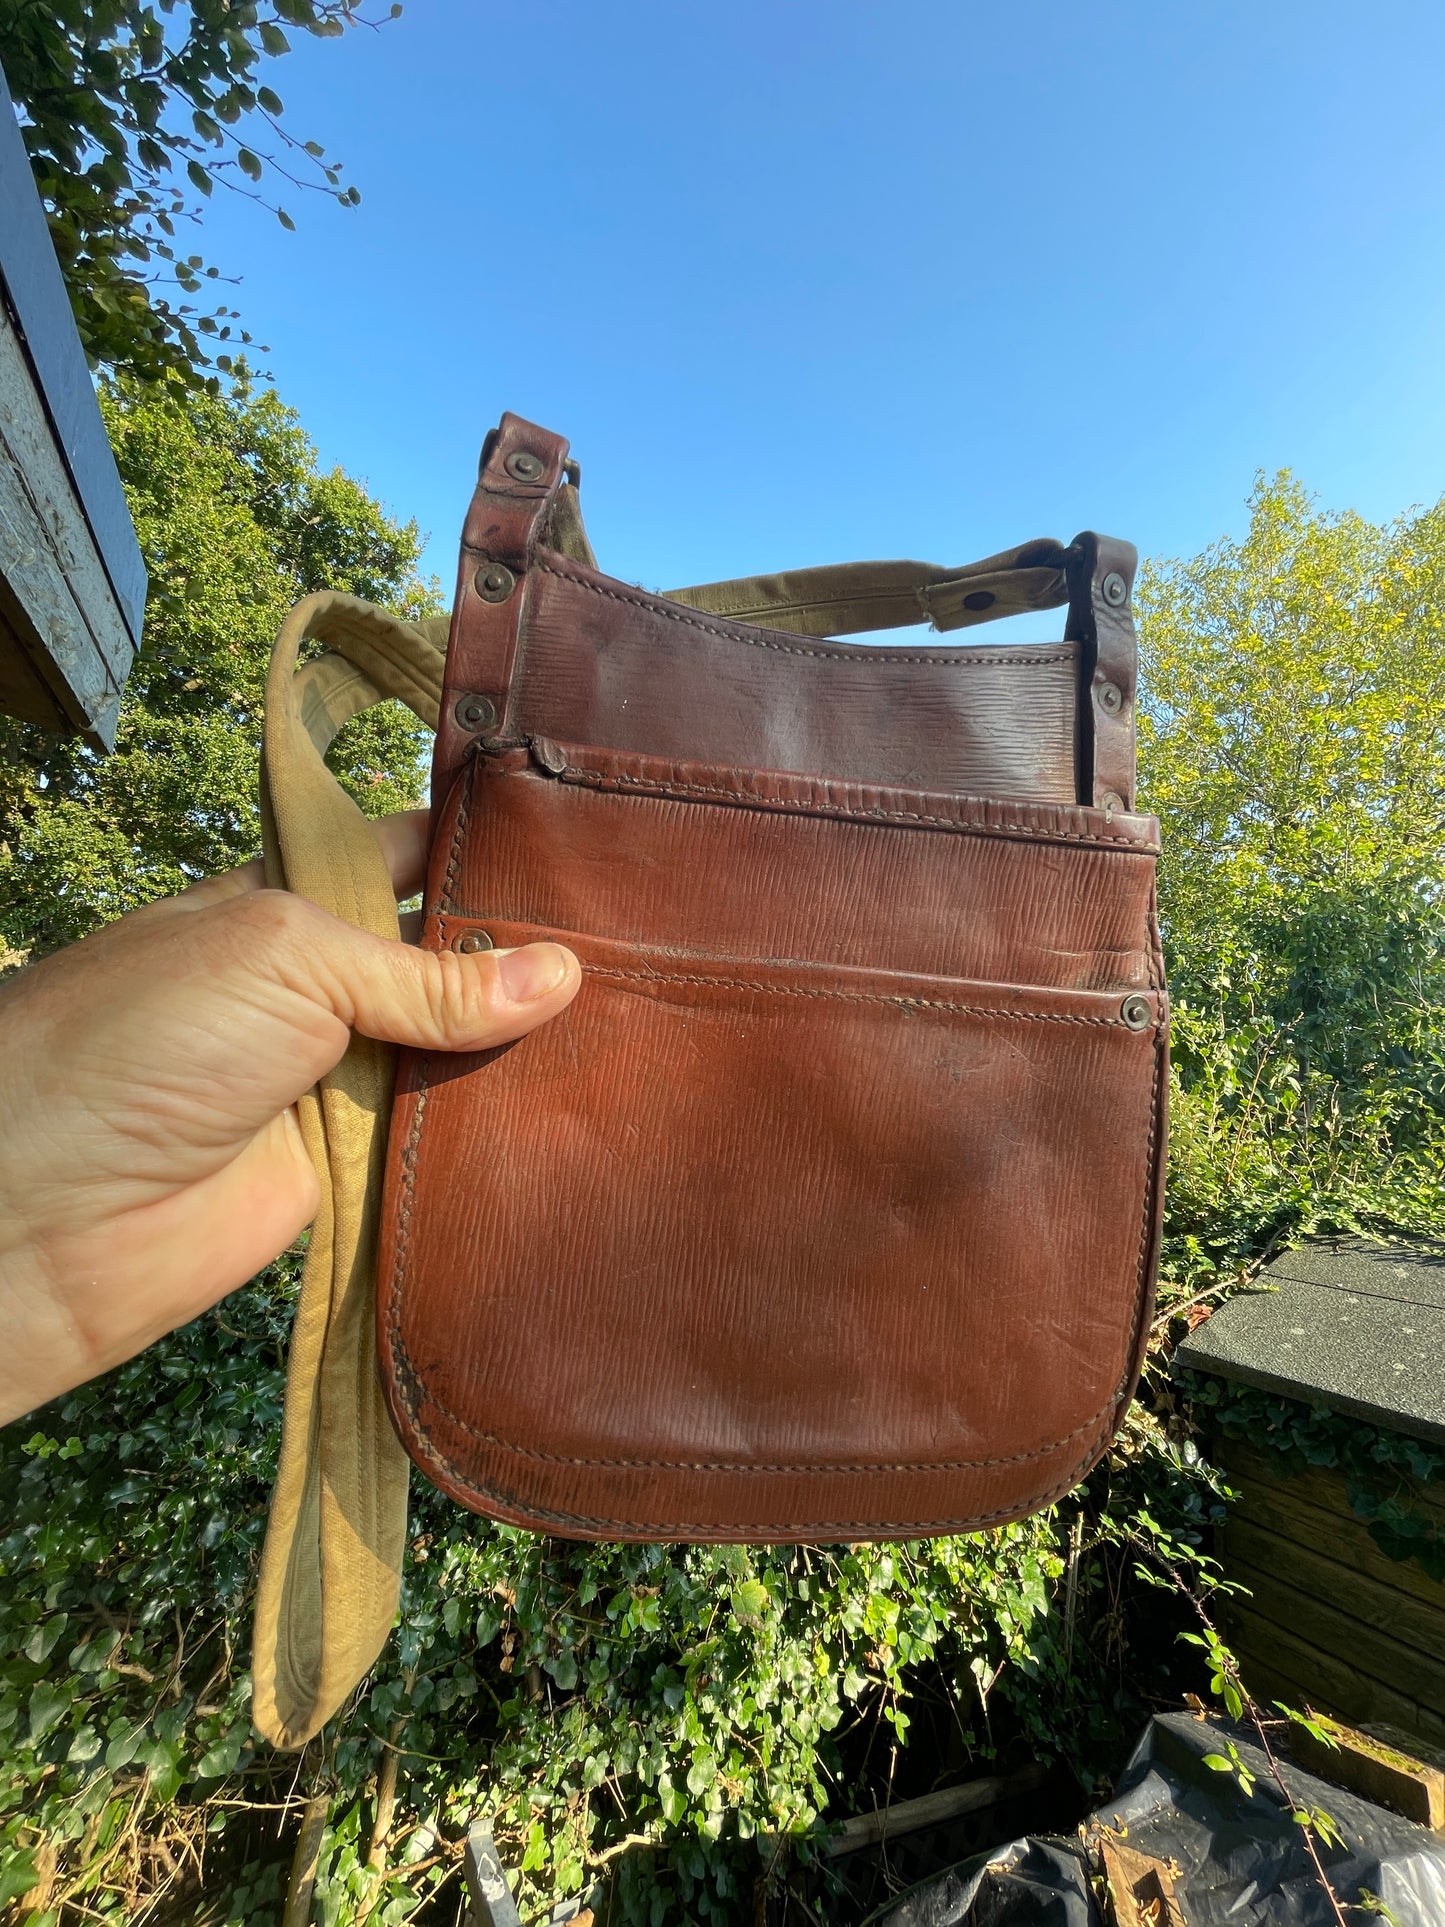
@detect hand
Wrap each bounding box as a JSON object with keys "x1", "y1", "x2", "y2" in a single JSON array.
[{"x1": 0, "y1": 811, "x2": 580, "y2": 1425}]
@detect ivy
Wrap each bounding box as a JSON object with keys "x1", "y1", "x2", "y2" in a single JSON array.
[
  {"x1": 1, "y1": 1280, "x2": 1103, "y2": 1920},
  {"x1": 1179, "y1": 1368, "x2": 1445, "y2": 1581},
  {"x1": 0, "y1": 1263, "x2": 292, "y2": 1921}
]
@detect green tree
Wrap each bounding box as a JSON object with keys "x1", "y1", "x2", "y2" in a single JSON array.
[
  {"x1": 0, "y1": 0, "x2": 392, "y2": 384},
  {"x1": 1138, "y1": 473, "x2": 1445, "y2": 1269},
  {"x1": 0, "y1": 373, "x2": 435, "y2": 961},
  {"x1": 1139, "y1": 471, "x2": 1445, "y2": 946}
]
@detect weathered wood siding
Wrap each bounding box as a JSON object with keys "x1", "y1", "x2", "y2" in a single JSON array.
[
  {"x1": 0, "y1": 299, "x2": 131, "y2": 743},
  {"x1": 0, "y1": 59, "x2": 143, "y2": 746},
  {"x1": 1213, "y1": 1434, "x2": 1445, "y2": 1749}
]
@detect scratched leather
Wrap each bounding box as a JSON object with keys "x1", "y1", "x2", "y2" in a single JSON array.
[
  {"x1": 512, "y1": 555, "x2": 1081, "y2": 801},
  {"x1": 377, "y1": 411, "x2": 1168, "y2": 1542},
  {"x1": 378, "y1": 750, "x2": 1167, "y2": 1541},
  {"x1": 445, "y1": 746, "x2": 1160, "y2": 992}
]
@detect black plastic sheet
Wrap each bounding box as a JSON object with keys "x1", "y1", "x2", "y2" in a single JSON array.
[
  {"x1": 866, "y1": 1711, "x2": 1445, "y2": 1926},
  {"x1": 861, "y1": 1835, "x2": 1097, "y2": 1926}
]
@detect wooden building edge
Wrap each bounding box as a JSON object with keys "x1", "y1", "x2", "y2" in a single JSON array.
[
  {"x1": 1179, "y1": 1237, "x2": 1445, "y2": 1752},
  {"x1": 0, "y1": 59, "x2": 144, "y2": 748}
]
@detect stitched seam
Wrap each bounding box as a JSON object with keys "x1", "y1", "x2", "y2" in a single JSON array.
[
  {"x1": 584, "y1": 967, "x2": 1153, "y2": 1025},
  {"x1": 387, "y1": 1065, "x2": 430, "y2": 1430},
  {"x1": 555, "y1": 765, "x2": 1157, "y2": 850},
  {"x1": 537, "y1": 559, "x2": 1072, "y2": 666},
  {"x1": 438, "y1": 759, "x2": 474, "y2": 914},
  {"x1": 1146, "y1": 889, "x2": 1167, "y2": 997},
  {"x1": 1121, "y1": 1031, "x2": 1166, "y2": 1395},
  {"x1": 385, "y1": 1385, "x2": 1119, "y2": 1537},
  {"x1": 385, "y1": 1371, "x2": 1108, "y2": 1474},
  {"x1": 379, "y1": 988, "x2": 1161, "y2": 1497},
  {"x1": 379, "y1": 917, "x2": 1167, "y2": 1534},
  {"x1": 1091, "y1": 1020, "x2": 1167, "y2": 1446}
]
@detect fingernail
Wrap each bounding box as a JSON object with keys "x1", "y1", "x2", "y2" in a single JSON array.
[{"x1": 496, "y1": 942, "x2": 570, "y2": 1003}]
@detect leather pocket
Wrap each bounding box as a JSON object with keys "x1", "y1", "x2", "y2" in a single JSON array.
[{"x1": 378, "y1": 896, "x2": 1166, "y2": 1541}]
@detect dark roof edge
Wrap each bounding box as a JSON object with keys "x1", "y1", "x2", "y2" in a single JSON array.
[
  {"x1": 1175, "y1": 1342, "x2": 1445, "y2": 1452},
  {"x1": 0, "y1": 61, "x2": 146, "y2": 644}
]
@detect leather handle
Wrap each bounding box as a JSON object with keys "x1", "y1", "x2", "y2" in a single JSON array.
[
  {"x1": 1065, "y1": 532, "x2": 1139, "y2": 810},
  {"x1": 432, "y1": 412, "x2": 572, "y2": 811}
]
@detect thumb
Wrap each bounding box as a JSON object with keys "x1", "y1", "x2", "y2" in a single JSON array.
[{"x1": 246, "y1": 891, "x2": 582, "y2": 1056}]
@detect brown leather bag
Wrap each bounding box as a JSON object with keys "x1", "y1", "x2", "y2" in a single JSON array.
[{"x1": 375, "y1": 410, "x2": 1168, "y2": 1545}]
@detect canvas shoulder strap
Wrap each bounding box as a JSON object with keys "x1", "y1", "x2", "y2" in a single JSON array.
[{"x1": 252, "y1": 592, "x2": 446, "y2": 1751}]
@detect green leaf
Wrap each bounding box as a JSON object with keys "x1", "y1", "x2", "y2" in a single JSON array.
[
  {"x1": 23, "y1": 1614, "x2": 67, "y2": 1663},
  {"x1": 730, "y1": 1579, "x2": 770, "y2": 1627},
  {"x1": 28, "y1": 1679, "x2": 73, "y2": 1742},
  {"x1": 106, "y1": 1724, "x2": 144, "y2": 1770},
  {"x1": 237, "y1": 149, "x2": 263, "y2": 182},
  {"x1": 547, "y1": 1651, "x2": 578, "y2": 1691},
  {"x1": 0, "y1": 1849, "x2": 39, "y2": 1909},
  {"x1": 197, "y1": 1731, "x2": 244, "y2": 1777}
]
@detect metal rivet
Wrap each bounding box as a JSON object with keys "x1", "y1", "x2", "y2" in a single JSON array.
[
  {"x1": 456, "y1": 930, "x2": 493, "y2": 955},
  {"x1": 1102, "y1": 571, "x2": 1128, "y2": 607},
  {"x1": 455, "y1": 692, "x2": 497, "y2": 731},
  {"x1": 1097, "y1": 681, "x2": 1124, "y2": 715},
  {"x1": 474, "y1": 562, "x2": 515, "y2": 603},
  {"x1": 1099, "y1": 790, "x2": 1126, "y2": 813},
  {"x1": 504, "y1": 449, "x2": 546, "y2": 483},
  {"x1": 1120, "y1": 994, "x2": 1152, "y2": 1031}
]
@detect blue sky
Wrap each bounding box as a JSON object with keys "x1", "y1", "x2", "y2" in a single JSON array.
[{"x1": 195, "y1": 0, "x2": 1445, "y2": 602}]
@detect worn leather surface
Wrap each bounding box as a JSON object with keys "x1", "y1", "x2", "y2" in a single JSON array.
[{"x1": 377, "y1": 411, "x2": 1168, "y2": 1541}]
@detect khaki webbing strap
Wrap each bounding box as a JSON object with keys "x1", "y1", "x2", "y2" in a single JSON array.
[
  {"x1": 252, "y1": 526, "x2": 1069, "y2": 1750},
  {"x1": 667, "y1": 539, "x2": 1072, "y2": 638},
  {"x1": 253, "y1": 592, "x2": 446, "y2": 1751}
]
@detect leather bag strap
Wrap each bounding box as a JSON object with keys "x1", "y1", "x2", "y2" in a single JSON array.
[
  {"x1": 433, "y1": 414, "x2": 573, "y2": 806},
  {"x1": 668, "y1": 537, "x2": 1075, "y2": 638}
]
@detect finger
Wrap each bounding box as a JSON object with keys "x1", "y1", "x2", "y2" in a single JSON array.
[
  {"x1": 179, "y1": 857, "x2": 266, "y2": 907},
  {"x1": 372, "y1": 808, "x2": 431, "y2": 900},
  {"x1": 174, "y1": 809, "x2": 433, "y2": 912},
  {"x1": 251, "y1": 892, "x2": 582, "y2": 1055}
]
